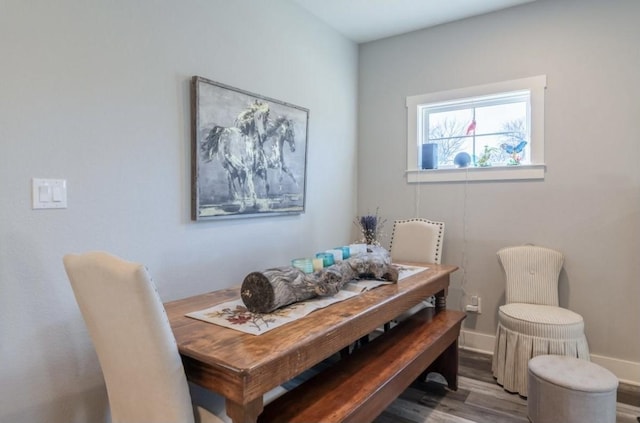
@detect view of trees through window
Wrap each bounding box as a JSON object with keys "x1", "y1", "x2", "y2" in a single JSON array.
[{"x1": 421, "y1": 96, "x2": 529, "y2": 168}]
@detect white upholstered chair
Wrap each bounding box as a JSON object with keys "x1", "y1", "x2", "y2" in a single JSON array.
[
  {"x1": 63, "y1": 251, "x2": 284, "y2": 423},
  {"x1": 389, "y1": 218, "x2": 444, "y2": 320},
  {"x1": 491, "y1": 245, "x2": 590, "y2": 397},
  {"x1": 389, "y1": 218, "x2": 444, "y2": 265}
]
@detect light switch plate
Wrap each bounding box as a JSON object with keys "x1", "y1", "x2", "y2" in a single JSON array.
[{"x1": 32, "y1": 178, "x2": 67, "y2": 209}]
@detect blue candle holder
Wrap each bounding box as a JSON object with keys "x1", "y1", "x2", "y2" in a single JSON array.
[
  {"x1": 315, "y1": 252, "x2": 335, "y2": 267},
  {"x1": 291, "y1": 258, "x2": 313, "y2": 274}
]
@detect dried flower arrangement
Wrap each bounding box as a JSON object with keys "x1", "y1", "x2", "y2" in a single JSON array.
[{"x1": 354, "y1": 208, "x2": 386, "y2": 246}]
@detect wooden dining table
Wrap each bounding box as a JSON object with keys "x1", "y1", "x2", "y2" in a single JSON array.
[{"x1": 164, "y1": 262, "x2": 458, "y2": 423}]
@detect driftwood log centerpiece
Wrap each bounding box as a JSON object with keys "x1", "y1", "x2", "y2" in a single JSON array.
[{"x1": 240, "y1": 246, "x2": 399, "y2": 313}]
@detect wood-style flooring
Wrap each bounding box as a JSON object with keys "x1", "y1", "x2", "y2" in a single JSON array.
[{"x1": 373, "y1": 348, "x2": 640, "y2": 423}]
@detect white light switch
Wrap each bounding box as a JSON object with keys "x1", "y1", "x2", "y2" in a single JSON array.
[
  {"x1": 32, "y1": 178, "x2": 67, "y2": 209},
  {"x1": 38, "y1": 185, "x2": 52, "y2": 202},
  {"x1": 52, "y1": 186, "x2": 63, "y2": 202}
]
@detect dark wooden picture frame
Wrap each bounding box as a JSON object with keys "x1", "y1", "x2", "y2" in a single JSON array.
[{"x1": 191, "y1": 76, "x2": 309, "y2": 220}]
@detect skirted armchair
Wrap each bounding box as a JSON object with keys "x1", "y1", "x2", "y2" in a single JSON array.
[{"x1": 491, "y1": 245, "x2": 590, "y2": 396}]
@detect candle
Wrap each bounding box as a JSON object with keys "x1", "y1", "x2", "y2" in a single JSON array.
[
  {"x1": 291, "y1": 258, "x2": 313, "y2": 274},
  {"x1": 315, "y1": 252, "x2": 335, "y2": 267},
  {"x1": 312, "y1": 258, "x2": 324, "y2": 271},
  {"x1": 349, "y1": 243, "x2": 367, "y2": 256},
  {"x1": 326, "y1": 249, "x2": 343, "y2": 262}
]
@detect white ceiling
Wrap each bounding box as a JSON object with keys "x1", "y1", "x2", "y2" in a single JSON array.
[{"x1": 292, "y1": 0, "x2": 537, "y2": 43}]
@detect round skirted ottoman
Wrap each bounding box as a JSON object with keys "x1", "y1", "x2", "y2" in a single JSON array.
[{"x1": 528, "y1": 355, "x2": 618, "y2": 423}]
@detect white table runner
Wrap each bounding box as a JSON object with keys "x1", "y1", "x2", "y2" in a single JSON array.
[{"x1": 186, "y1": 264, "x2": 427, "y2": 335}]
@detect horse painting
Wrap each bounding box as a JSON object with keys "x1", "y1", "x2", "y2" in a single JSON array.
[
  {"x1": 200, "y1": 100, "x2": 270, "y2": 211},
  {"x1": 264, "y1": 116, "x2": 298, "y2": 192},
  {"x1": 192, "y1": 76, "x2": 309, "y2": 219},
  {"x1": 242, "y1": 115, "x2": 298, "y2": 200}
]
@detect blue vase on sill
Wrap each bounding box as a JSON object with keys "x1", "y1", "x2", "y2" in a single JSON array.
[
  {"x1": 422, "y1": 143, "x2": 438, "y2": 169},
  {"x1": 454, "y1": 152, "x2": 472, "y2": 168}
]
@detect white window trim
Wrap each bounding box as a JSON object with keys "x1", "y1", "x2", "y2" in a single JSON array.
[{"x1": 406, "y1": 75, "x2": 547, "y2": 183}]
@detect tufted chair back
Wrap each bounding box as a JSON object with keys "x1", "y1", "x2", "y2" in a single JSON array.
[
  {"x1": 390, "y1": 218, "x2": 444, "y2": 264},
  {"x1": 498, "y1": 245, "x2": 564, "y2": 306}
]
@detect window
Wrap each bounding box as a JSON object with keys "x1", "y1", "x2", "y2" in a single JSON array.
[{"x1": 406, "y1": 76, "x2": 546, "y2": 182}]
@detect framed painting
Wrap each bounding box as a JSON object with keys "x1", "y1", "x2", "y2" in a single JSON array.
[{"x1": 191, "y1": 76, "x2": 309, "y2": 220}]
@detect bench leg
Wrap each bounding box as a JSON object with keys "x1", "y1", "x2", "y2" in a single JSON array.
[{"x1": 426, "y1": 338, "x2": 459, "y2": 391}]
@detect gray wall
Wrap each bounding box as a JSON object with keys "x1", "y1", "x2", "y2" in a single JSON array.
[
  {"x1": 2, "y1": 0, "x2": 639, "y2": 420},
  {"x1": 358, "y1": 0, "x2": 639, "y2": 372},
  {"x1": 0, "y1": 1, "x2": 357, "y2": 421}
]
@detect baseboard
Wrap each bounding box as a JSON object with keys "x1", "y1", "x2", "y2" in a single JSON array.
[
  {"x1": 459, "y1": 329, "x2": 640, "y2": 386},
  {"x1": 459, "y1": 329, "x2": 495, "y2": 355},
  {"x1": 590, "y1": 354, "x2": 640, "y2": 387}
]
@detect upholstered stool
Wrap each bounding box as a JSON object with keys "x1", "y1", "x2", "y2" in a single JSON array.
[{"x1": 528, "y1": 355, "x2": 618, "y2": 423}]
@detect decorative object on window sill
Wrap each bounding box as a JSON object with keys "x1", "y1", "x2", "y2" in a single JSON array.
[
  {"x1": 454, "y1": 152, "x2": 472, "y2": 168},
  {"x1": 501, "y1": 140, "x2": 527, "y2": 166},
  {"x1": 421, "y1": 143, "x2": 438, "y2": 169},
  {"x1": 354, "y1": 208, "x2": 386, "y2": 246},
  {"x1": 477, "y1": 145, "x2": 499, "y2": 167}
]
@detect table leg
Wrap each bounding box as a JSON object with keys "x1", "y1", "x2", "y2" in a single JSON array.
[
  {"x1": 226, "y1": 397, "x2": 263, "y2": 423},
  {"x1": 435, "y1": 289, "x2": 446, "y2": 311}
]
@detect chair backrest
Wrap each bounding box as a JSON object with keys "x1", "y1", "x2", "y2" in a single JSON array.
[
  {"x1": 63, "y1": 252, "x2": 195, "y2": 423},
  {"x1": 497, "y1": 245, "x2": 564, "y2": 306},
  {"x1": 389, "y1": 218, "x2": 445, "y2": 264}
]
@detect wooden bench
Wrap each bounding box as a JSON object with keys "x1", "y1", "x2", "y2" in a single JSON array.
[{"x1": 258, "y1": 308, "x2": 466, "y2": 423}]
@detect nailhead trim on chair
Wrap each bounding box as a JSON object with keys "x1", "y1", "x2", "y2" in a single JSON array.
[{"x1": 389, "y1": 218, "x2": 444, "y2": 264}]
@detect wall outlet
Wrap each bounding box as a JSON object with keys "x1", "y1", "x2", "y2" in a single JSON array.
[{"x1": 465, "y1": 295, "x2": 482, "y2": 314}]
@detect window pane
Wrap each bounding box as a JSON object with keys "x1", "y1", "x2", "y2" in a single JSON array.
[
  {"x1": 406, "y1": 75, "x2": 546, "y2": 181},
  {"x1": 426, "y1": 109, "x2": 472, "y2": 140},
  {"x1": 475, "y1": 102, "x2": 526, "y2": 135},
  {"x1": 425, "y1": 109, "x2": 472, "y2": 166},
  {"x1": 422, "y1": 100, "x2": 528, "y2": 167}
]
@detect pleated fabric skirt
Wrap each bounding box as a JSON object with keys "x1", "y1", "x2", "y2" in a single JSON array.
[{"x1": 491, "y1": 302, "x2": 590, "y2": 396}]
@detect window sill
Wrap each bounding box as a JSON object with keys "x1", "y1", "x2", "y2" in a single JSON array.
[{"x1": 406, "y1": 164, "x2": 546, "y2": 183}]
